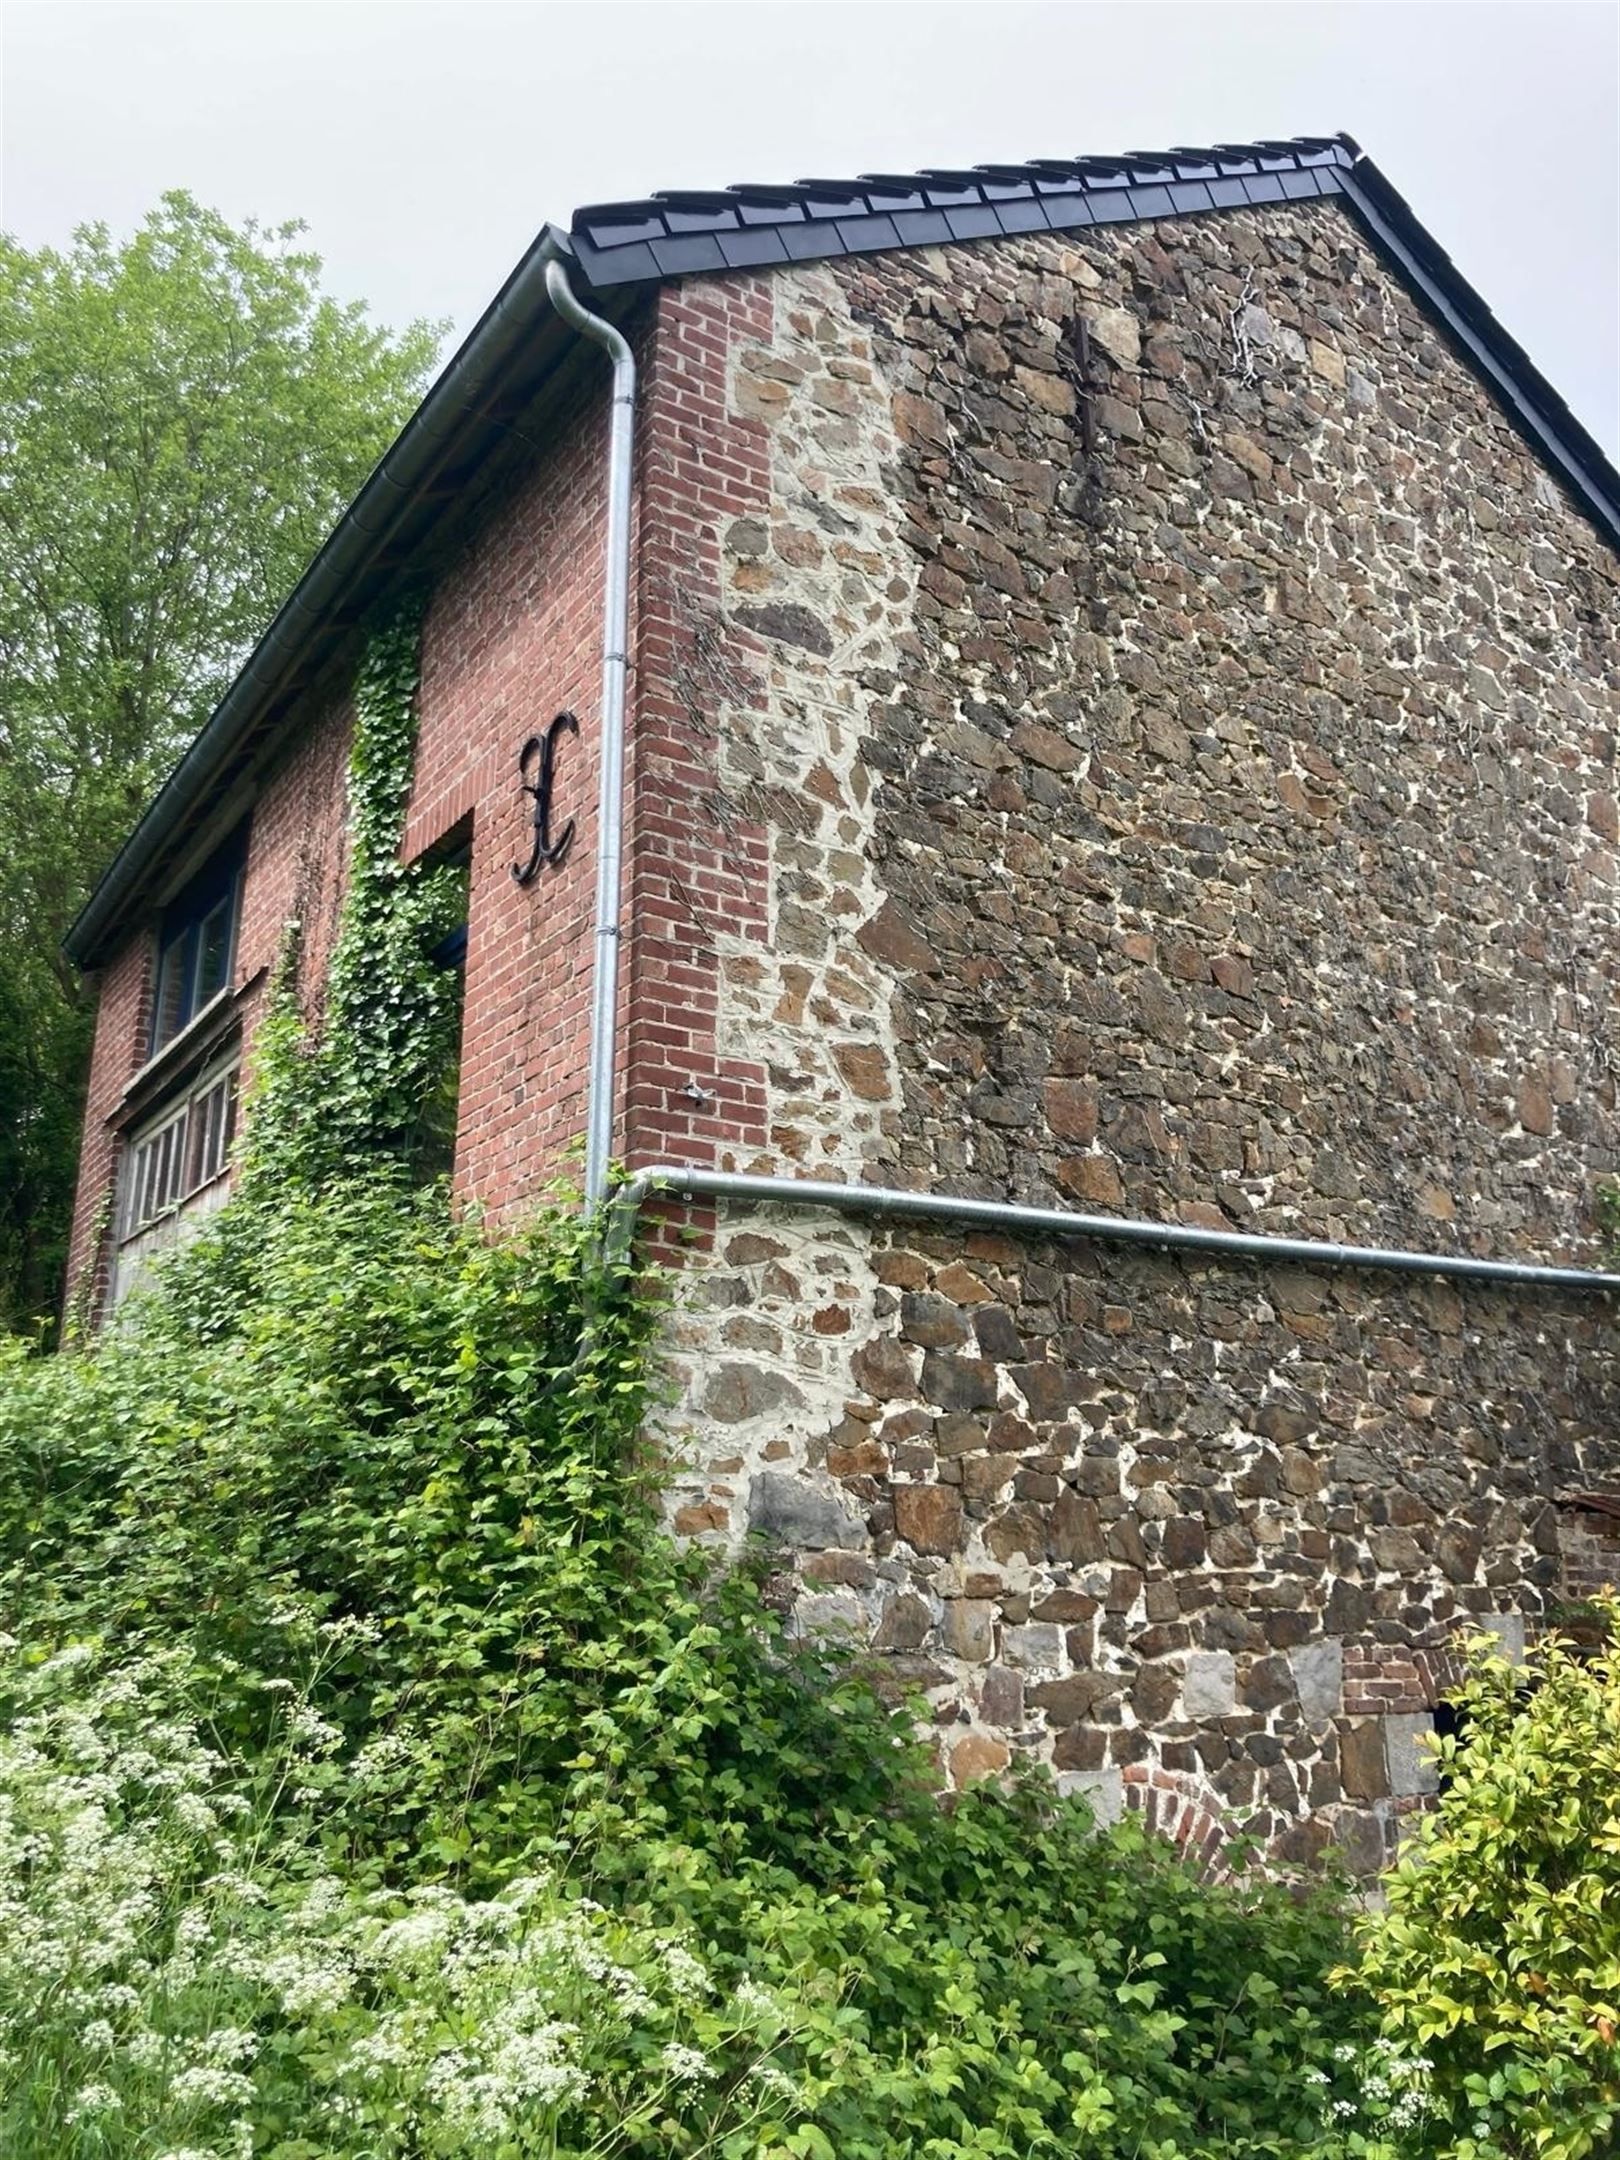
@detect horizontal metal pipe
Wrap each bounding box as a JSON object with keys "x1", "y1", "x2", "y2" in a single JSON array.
[{"x1": 611, "y1": 1163, "x2": 1620, "y2": 1295}]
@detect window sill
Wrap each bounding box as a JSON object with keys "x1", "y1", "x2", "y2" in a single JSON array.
[{"x1": 112, "y1": 989, "x2": 238, "y2": 1128}]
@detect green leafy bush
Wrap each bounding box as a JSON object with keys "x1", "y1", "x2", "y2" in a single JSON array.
[
  {"x1": 0, "y1": 1178, "x2": 1385, "y2": 2156},
  {"x1": 1354, "y1": 1618, "x2": 1620, "y2": 2159},
  {"x1": 0, "y1": 1635, "x2": 803, "y2": 2159},
  {"x1": 0, "y1": 601, "x2": 1387, "y2": 2154}
]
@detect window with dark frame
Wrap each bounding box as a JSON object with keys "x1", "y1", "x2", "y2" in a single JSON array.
[
  {"x1": 410, "y1": 839, "x2": 471, "y2": 1183},
  {"x1": 151, "y1": 830, "x2": 246, "y2": 1053}
]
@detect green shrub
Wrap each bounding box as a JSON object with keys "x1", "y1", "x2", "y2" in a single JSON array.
[
  {"x1": 0, "y1": 1634, "x2": 804, "y2": 2159},
  {"x1": 0, "y1": 1182, "x2": 1383, "y2": 2156},
  {"x1": 1354, "y1": 1617, "x2": 1620, "y2": 2159},
  {"x1": 0, "y1": 598, "x2": 1385, "y2": 2156}
]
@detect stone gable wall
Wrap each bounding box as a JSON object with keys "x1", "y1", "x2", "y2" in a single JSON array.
[{"x1": 652, "y1": 199, "x2": 1620, "y2": 1870}]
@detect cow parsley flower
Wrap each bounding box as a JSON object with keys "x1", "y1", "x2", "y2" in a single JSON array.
[
  {"x1": 660, "y1": 2041, "x2": 713, "y2": 2084},
  {"x1": 65, "y1": 2082, "x2": 122, "y2": 2123}
]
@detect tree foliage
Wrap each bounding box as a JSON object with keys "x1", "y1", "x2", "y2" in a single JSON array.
[
  {"x1": 1354, "y1": 1616, "x2": 1620, "y2": 2159},
  {"x1": 0, "y1": 190, "x2": 440, "y2": 1328}
]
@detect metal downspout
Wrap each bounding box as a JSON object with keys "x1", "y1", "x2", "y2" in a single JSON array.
[
  {"x1": 542, "y1": 251, "x2": 636, "y2": 1213},
  {"x1": 610, "y1": 1163, "x2": 1620, "y2": 1296}
]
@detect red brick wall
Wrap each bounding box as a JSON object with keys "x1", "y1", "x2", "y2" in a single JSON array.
[
  {"x1": 63, "y1": 940, "x2": 152, "y2": 1315},
  {"x1": 1341, "y1": 1643, "x2": 1459, "y2": 1716},
  {"x1": 1560, "y1": 1509, "x2": 1620, "y2": 1602},
  {"x1": 64, "y1": 698, "x2": 354, "y2": 1312},
  {"x1": 238, "y1": 698, "x2": 355, "y2": 1042},
  {"x1": 66, "y1": 351, "x2": 651, "y2": 1294},
  {"x1": 622, "y1": 277, "x2": 774, "y2": 1184},
  {"x1": 408, "y1": 375, "x2": 622, "y2": 1220},
  {"x1": 65, "y1": 269, "x2": 845, "y2": 1305}
]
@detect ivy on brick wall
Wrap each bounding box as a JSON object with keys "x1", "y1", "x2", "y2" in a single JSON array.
[{"x1": 240, "y1": 595, "x2": 465, "y2": 1196}]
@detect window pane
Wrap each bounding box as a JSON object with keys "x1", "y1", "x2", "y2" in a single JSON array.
[
  {"x1": 196, "y1": 896, "x2": 232, "y2": 1008},
  {"x1": 155, "y1": 1119, "x2": 180, "y2": 1212},
  {"x1": 120, "y1": 1058, "x2": 240, "y2": 1254},
  {"x1": 152, "y1": 835, "x2": 243, "y2": 1053},
  {"x1": 140, "y1": 1136, "x2": 160, "y2": 1223},
  {"x1": 128, "y1": 1139, "x2": 154, "y2": 1234},
  {"x1": 189, "y1": 1068, "x2": 238, "y2": 1188},
  {"x1": 154, "y1": 932, "x2": 190, "y2": 1048}
]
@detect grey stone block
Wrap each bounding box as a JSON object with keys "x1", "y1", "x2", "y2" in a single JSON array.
[
  {"x1": 1289, "y1": 1639, "x2": 1344, "y2": 1725},
  {"x1": 1183, "y1": 1649, "x2": 1236, "y2": 1719},
  {"x1": 1385, "y1": 1711, "x2": 1439, "y2": 1797},
  {"x1": 792, "y1": 1591, "x2": 865, "y2": 1639},
  {"x1": 748, "y1": 1471, "x2": 866, "y2": 1551},
  {"x1": 1001, "y1": 1622, "x2": 1065, "y2": 1671},
  {"x1": 702, "y1": 1362, "x2": 805, "y2": 1424},
  {"x1": 1327, "y1": 1805, "x2": 1389, "y2": 1878},
  {"x1": 1054, "y1": 1766, "x2": 1124, "y2": 1827},
  {"x1": 1478, "y1": 1612, "x2": 1526, "y2": 1666}
]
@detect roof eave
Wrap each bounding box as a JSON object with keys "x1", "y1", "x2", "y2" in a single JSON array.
[{"x1": 65, "y1": 226, "x2": 641, "y2": 967}]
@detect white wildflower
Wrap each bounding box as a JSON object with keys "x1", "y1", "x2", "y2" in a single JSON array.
[
  {"x1": 748, "y1": 2062, "x2": 801, "y2": 2102},
  {"x1": 250, "y1": 1944, "x2": 353, "y2": 2016},
  {"x1": 663, "y1": 1941, "x2": 711, "y2": 2000},
  {"x1": 349, "y1": 1734, "x2": 409, "y2": 1782},
  {"x1": 172, "y1": 1792, "x2": 219, "y2": 1836},
  {"x1": 731, "y1": 1976, "x2": 782, "y2": 2024},
  {"x1": 199, "y1": 2028, "x2": 258, "y2": 2067},
  {"x1": 286, "y1": 1704, "x2": 341, "y2": 1753},
  {"x1": 65, "y1": 2082, "x2": 122, "y2": 2122},
  {"x1": 167, "y1": 2063, "x2": 256, "y2": 2111}
]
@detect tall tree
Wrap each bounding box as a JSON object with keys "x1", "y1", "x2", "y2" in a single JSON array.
[{"x1": 0, "y1": 192, "x2": 442, "y2": 1329}]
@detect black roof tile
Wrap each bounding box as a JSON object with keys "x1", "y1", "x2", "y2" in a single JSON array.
[
  {"x1": 717, "y1": 227, "x2": 791, "y2": 271},
  {"x1": 553, "y1": 126, "x2": 1620, "y2": 583},
  {"x1": 944, "y1": 203, "x2": 1005, "y2": 242},
  {"x1": 562, "y1": 136, "x2": 1377, "y2": 291},
  {"x1": 648, "y1": 232, "x2": 729, "y2": 276},
  {"x1": 891, "y1": 209, "x2": 956, "y2": 249}
]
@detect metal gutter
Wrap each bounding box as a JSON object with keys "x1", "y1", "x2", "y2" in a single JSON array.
[
  {"x1": 610, "y1": 1163, "x2": 1620, "y2": 1295},
  {"x1": 539, "y1": 255, "x2": 636, "y2": 1211}
]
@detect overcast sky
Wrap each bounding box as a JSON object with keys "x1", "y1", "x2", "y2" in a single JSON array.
[{"x1": 3, "y1": 0, "x2": 1617, "y2": 454}]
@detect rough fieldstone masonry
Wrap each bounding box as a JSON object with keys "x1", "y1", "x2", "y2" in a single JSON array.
[
  {"x1": 653, "y1": 197, "x2": 1620, "y2": 1870},
  {"x1": 67, "y1": 159, "x2": 1620, "y2": 1871}
]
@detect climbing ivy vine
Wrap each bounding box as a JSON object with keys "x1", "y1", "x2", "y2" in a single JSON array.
[{"x1": 240, "y1": 595, "x2": 465, "y2": 1196}]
